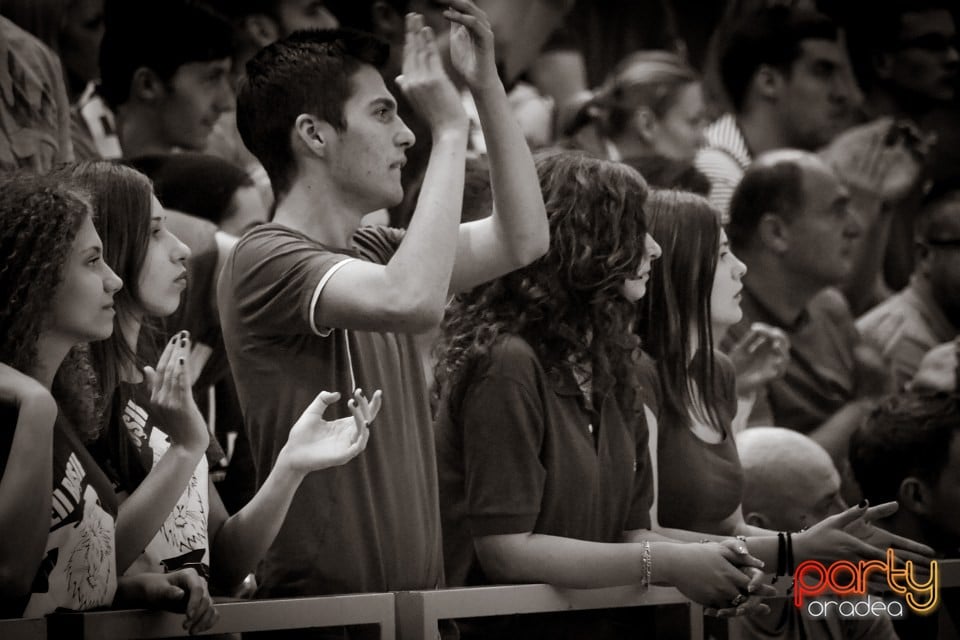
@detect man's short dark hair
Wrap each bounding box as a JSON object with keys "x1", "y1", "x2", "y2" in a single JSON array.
[
  {"x1": 726, "y1": 153, "x2": 806, "y2": 251},
  {"x1": 325, "y1": 0, "x2": 409, "y2": 34},
  {"x1": 236, "y1": 28, "x2": 388, "y2": 200},
  {"x1": 719, "y1": 6, "x2": 838, "y2": 112},
  {"x1": 98, "y1": 0, "x2": 235, "y2": 110},
  {"x1": 850, "y1": 392, "x2": 960, "y2": 506}
]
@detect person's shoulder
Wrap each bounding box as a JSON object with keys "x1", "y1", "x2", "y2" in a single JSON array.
[
  {"x1": 351, "y1": 225, "x2": 405, "y2": 264},
  {"x1": 481, "y1": 335, "x2": 543, "y2": 381},
  {"x1": 855, "y1": 292, "x2": 908, "y2": 336},
  {"x1": 809, "y1": 287, "x2": 854, "y2": 325}
]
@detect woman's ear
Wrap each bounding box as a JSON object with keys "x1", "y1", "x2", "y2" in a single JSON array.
[{"x1": 631, "y1": 107, "x2": 659, "y2": 146}]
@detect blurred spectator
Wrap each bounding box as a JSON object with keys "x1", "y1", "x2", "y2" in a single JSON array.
[
  {"x1": 93, "y1": 0, "x2": 234, "y2": 159},
  {"x1": 722, "y1": 150, "x2": 889, "y2": 464},
  {"x1": 129, "y1": 153, "x2": 269, "y2": 237},
  {"x1": 0, "y1": 15, "x2": 74, "y2": 172},
  {"x1": 694, "y1": 6, "x2": 857, "y2": 217},
  {"x1": 858, "y1": 185, "x2": 960, "y2": 388},
  {"x1": 731, "y1": 427, "x2": 898, "y2": 640},
  {"x1": 851, "y1": 392, "x2": 960, "y2": 639}
]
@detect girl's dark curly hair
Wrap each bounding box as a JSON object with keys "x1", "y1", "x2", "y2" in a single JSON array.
[
  {"x1": 435, "y1": 151, "x2": 650, "y2": 413},
  {"x1": 0, "y1": 172, "x2": 102, "y2": 440},
  {"x1": 637, "y1": 189, "x2": 723, "y2": 431}
]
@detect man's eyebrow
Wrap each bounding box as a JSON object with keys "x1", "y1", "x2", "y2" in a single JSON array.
[{"x1": 369, "y1": 97, "x2": 397, "y2": 110}]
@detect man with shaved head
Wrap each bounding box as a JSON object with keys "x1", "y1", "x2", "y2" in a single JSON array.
[
  {"x1": 723, "y1": 150, "x2": 891, "y2": 465},
  {"x1": 729, "y1": 427, "x2": 898, "y2": 640}
]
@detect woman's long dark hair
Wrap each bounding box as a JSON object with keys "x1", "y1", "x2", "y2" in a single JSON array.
[
  {"x1": 638, "y1": 189, "x2": 724, "y2": 430},
  {"x1": 435, "y1": 151, "x2": 650, "y2": 414},
  {"x1": 60, "y1": 161, "x2": 156, "y2": 486},
  {"x1": 0, "y1": 173, "x2": 102, "y2": 440}
]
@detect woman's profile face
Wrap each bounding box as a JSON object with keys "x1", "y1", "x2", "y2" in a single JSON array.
[
  {"x1": 709, "y1": 230, "x2": 747, "y2": 329},
  {"x1": 135, "y1": 196, "x2": 191, "y2": 318},
  {"x1": 48, "y1": 215, "x2": 123, "y2": 343},
  {"x1": 621, "y1": 233, "x2": 663, "y2": 303},
  {"x1": 649, "y1": 82, "x2": 708, "y2": 163}
]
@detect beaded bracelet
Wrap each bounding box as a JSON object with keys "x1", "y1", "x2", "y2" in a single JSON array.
[{"x1": 640, "y1": 540, "x2": 652, "y2": 589}]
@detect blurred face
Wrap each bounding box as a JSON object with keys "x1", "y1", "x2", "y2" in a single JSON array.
[
  {"x1": 59, "y1": 0, "x2": 105, "y2": 88},
  {"x1": 223, "y1": 185, "x2": 270, "y2": 236},
  {"x1": 275, "y1": 0, "x2": 339, "y2": 34},
  {"x1": 135, "y1": 198, "x2": 191, "y2": 318},
  {"x1": 327, "y1": 66, "x2": 416, "y2": 213},
  {"x1": 710, "y1": 230, "x2": 747, "y2": 330},
  {"x1": 621, "y1": 233, "x2": 662, "y2": 303},
  {"x1": 777, "y1": 39, "x2": 856, "y2": 150},
  {"x1": 882, "y1": 10, "x2": 959, "y2": 103},
  {"x1": 48, "y1": 215, "x2": 123, "y2": 343},
  {"x1": 650, "y1": 82, "x2": 708, "y2": 163},
  {"x1": 779, "y1": 461, "x2": 846, "y2": 532},
  {"x1": 157, "y1": 58, "x2": 234, "y2": 152},
  {"x1": 924, "y1": 211, "x2": 960, "y2": 328},
  {"x1": 782, "y1": 160, "x2": 862, "y2": 288}
]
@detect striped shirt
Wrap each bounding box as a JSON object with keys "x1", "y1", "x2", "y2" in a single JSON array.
[{"x1": 694, "y1": 113, "x2": 752, "y2": 221}]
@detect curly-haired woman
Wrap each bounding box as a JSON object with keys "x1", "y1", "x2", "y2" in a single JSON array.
[
  {"x1": 0, "y1": 173, "x2": 218, "y2": 627},
  {"x1": 434, "y1": 152, "x2": 774, "y2": 639},
  {"x1": 63, "y1": 161, "x2": 378, "y2": 602}
]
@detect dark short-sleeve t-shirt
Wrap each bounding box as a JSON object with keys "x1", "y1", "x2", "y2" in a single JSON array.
[
  {"x1": 723, "y1": 287, "x2": 859, "y2": 434},
  {"x1": 218, "y1": 223, "x2": 442, "y2": 596},
  {"x1": 636, "y1": 351, "x2": 744, "y2": 533},
  {"x1": 436, "y1": 335, "x2": 654, "y2": 588},
  {"x1": 0, "y1": 404, "x2": 118, "y2": 617}
]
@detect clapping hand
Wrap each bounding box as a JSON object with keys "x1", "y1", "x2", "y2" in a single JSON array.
[
  {"x1": 443, "y1": 0, "x2": 499, "y2": 92},
  {"x1": 278, "y1": 388, "x2": 381, "y2": 476},
  {"x1": 729, "y1": 323, "x2": 790, "y2": 395},
  {"x1": 908, "y1": 339, "x2": 960, "y2": 393}
]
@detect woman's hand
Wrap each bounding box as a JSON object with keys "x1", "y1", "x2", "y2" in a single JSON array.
[
  {"x1": 397, "y1": 13, "x2": 468, "y2": 137},
  {"x1": 0, "y1": 362, "x2": 57, "y2": 419},
  {"x1": 444, "y1": 0, "x2": 499, "y2": 92},
  {"x1": 142, "y1": 331, "x2": 208, "y2": 452},
  {"x1": 729, "y1": 323, "x2": 790, "y2": 395},
  {"x1": 797, "y1": 501, "x2": 935, "y2": 567},
  {"x1": 116, "y1": 568, "x2": 218, "y2": 635},
  {"x1": 277, "y1": 388, "x2": 380, "y2": 476}
]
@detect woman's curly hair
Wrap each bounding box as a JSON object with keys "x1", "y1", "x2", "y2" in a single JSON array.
[
  {"x1": 434, "y1": 151, "x2": 650, "y2": 413},
  {"x1": 0, "y1": 173, "x2": 103, "y2": 440}
]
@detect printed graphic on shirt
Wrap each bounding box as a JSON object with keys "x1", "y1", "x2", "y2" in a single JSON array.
[
  {"x1": 121, "y1": 394, "x2": 209, "y2": 575},
  {"x1": 24, "y1": 451, "x2": 117, "y2": 616}
]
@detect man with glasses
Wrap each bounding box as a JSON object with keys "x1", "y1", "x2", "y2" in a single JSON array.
[{"x1": 858, "y1": 185, "x2": 960, "y2": 387}]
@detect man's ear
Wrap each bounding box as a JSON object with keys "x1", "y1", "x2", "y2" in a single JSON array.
[
  {"x1": 293, "y1": 114, "x2": 334, "y2": 158},
  {"x1": 744, "y1": 511, "x2": 771, "y2": 529},
  {"x1": 130, "y1": 67, "x2": 166, "y2": 103},
  {"x1": 370, "y1": 1, "x2": 404, "y2": 41},
  {"x1": 242, "y1": 13, "x2": 281, "y2": 48},
  {"x1": 754, "y1": 64, "x2": 785, "y2": 102},
  {"x1": 898, "y1": 476, "x2": 935, "y2": 516},
  {"x1": 757, "y1": 212, "x2": 791, "y2": 254}
]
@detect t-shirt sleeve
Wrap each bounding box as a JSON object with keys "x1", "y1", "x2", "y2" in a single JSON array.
[
  {"x1": 461, "y1": 358, "x2": 547, "y2": 537},
  {"x1": 229, "y1": 228, "x2": 356, "y2": 337},
  {"x1": 351, "y1": 225, "x2": 405, "y2": 265}
]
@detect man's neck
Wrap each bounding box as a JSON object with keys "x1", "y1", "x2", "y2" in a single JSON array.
[
  {"x1": 740, "y1": 249, "x2": 819, "y2": 327},
  {"x1": 738, "y1": 108, "x2": 795, "y2": 156},
  {"x1": 116, "y1": 105, "x2": 173, "y2": 158},
  {"x1": 272, "y1": 177, "x2": 363, "y2": 248}
]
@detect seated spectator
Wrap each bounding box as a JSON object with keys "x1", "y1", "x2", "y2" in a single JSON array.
[
  {"x1": 65, "y1": 161, "x2": 375, "y2": 594},
  {"x1": 694, "y1": 6, "x2": 857, "y2": 217},
  {"x1": 723, "y1": 150, "x2": 890, "y2": 463},
  {"x1": 91, "y1": 0, "x2": 234, "y2": 159},
  {"x1": 435, "y1": 151, "x2": 774, "y2": 639},
  {"x1": 561, "y1": 51, "x2": 707, "y2": 171},
  {"x1": 730, "y1": 427, "x2": 899, "y2": 640},
  {"x1": 0, "y1": 173, "x2": 216, "y2": 631},
  {"x1": 851, "y1": 392, "x2": 960, "y2": 639},
  {"x1": 129, "y1": 153, "x2": 270, "y2": 237},
  {"x1": 0, "y1": 15, "x2": 73, "y2": 172},
  {"x1": 858, "y1": 185, "x2": 960, "y2": 387}
]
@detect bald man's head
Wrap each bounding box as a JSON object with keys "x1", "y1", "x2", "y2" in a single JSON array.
[{"x1": 737, "y1": 427, "x2": 846, "y2": 531}]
